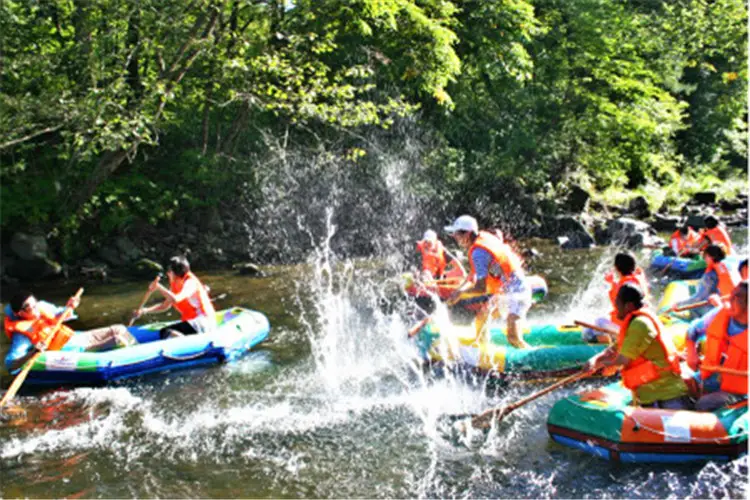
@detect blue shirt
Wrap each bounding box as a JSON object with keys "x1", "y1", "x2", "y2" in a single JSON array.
[
  {"x1": 686, "y1": 307, "x2": 747, "y2": 343},
  {"x1": 470, "y1": 247, "x2": 527, "y2": 293},
  {"x1": 674, "y1": 270, "x2": 719, "y2": 310}
]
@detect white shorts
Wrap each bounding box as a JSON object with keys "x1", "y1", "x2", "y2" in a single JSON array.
[{"x1": 506, "y1": 290, "x2": 532, "y2": 320}]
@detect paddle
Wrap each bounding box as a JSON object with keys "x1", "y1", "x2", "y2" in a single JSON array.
[
  {"x1": 0, "y1": 288, "x2": 84, "y2": 407},
  {"x1": 671, "y1": 295, "x2": 730, "y2": 313},
  {"x1": 574, "y1": 320, "x2": 618, "y2": 339},
  {"x1": 701, "y1": 365, "x2": 748, "y2": 377},
  {"x1": 128, "y1": 274, "x2": 163, "y2": 327},
  {"x1": 462, "y1": 369, "x2": 596, "y2": 431}
]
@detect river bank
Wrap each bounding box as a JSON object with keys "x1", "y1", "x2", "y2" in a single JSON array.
[{"x1": 2, "y1": 187, "x2": 746, "y2": 295}]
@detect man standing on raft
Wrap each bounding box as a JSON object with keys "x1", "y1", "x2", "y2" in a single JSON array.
[{"x1": 444, "y1": 215, "x2": 532, "y2": 348}]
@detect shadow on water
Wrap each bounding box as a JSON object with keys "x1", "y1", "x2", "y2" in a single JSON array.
[{"x1": 1, "y1": 220, "x2": 747, "y2": 497}]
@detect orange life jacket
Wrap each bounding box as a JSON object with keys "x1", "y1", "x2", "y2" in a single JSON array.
[
  {"x1": 469, "y1": 231, "x2": 523, "y2": 295},
  {"x1": 171, "y1": 272, "x2": 216, "y2": 322},
  {"x1": 3, "y1": 305, "x2": 73, "y2": 351},
  {"x1": 705, "y1": 261, "x2": 738, "y2": 297},
  {"x1": 701, "y1": 307, "x2": 748, "y2": 395},
  {"x1": 702, "y1": 226, "x2": 733, "y2": 255},
  {"x1": 669, "y1": 228, "x2": 700, "y2": 255},
  {"x1": 416, "y1": 240, "x2": 447, "y2": 278},
  {"x1": 617, "y1": 309, "x2": 681, "y2": 391}
]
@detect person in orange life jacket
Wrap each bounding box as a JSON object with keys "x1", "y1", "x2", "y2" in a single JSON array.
[
  {"x1": 415, "y1": 230, "x2": 465, "y2": 281},
  {"x1": 584, "y1": 283, "x2": 691, "y2": 409},
  {"x1": 701, "y1": 215, "x2": 734, "y2": 255},
  {"x1": 682, "y1": 282, "x2": 748, "y2": 411},
  {"x1": 666, "y1": 225, "x2": 701, "y2": 257},
  {"x1": 666, "y1": 244, "x2": 739, "y2": 319},
  {"x1": 132, "y1": 256, "x2": 216, "y2": 339},
  {"x1": 581, "y1": 252, "x2": 651, "y2": 343},
  {"x1": 444, "y1": 215, "x2": 532, "y2": 349},
  {"x1": 4, "y1": 291, "x2": 136, "y2": 374}
]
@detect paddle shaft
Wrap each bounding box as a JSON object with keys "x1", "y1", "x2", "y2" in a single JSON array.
[
  {"x1": 128, "y1": 275, "x2": 163, "y2": 327},
  {"x1": 673, "y1": 295, "x2": 730, "y2": 312},
  {"x1": 470, "y1": 370, "x2": 595, "y2": 428},
  {"x1": 702, "y1": 365, "x2": 748, "y2": 377},
  {"x1": 0, "y1": 288, "x2": 84, "y2": 407},
  {"x1": 574, "y1": 320, "x2": 618, "y2": 338}
]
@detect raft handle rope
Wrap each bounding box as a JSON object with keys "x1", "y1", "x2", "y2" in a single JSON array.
[
  {"x1": 564, "y1": 395, "x2": 750, "y2": 443},
  {"x1": 161, "y1": 343, "x2": 215, "y2": 362}
]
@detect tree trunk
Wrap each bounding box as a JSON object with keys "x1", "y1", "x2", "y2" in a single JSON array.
[
  {"x1": 126, "y1": 8, "x2": 143, "y2": 103},
  {"x1": 65, "y1": 7, "x2": 220, "y2": 216}
]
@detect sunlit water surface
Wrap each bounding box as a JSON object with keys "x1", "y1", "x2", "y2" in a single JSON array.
[{"x1": 1, "y1": 231, "x2": 747, "y2": 499}]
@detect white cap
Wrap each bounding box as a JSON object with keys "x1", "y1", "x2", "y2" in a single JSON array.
[
  {"x1": 422, "y1": 229, "x2": 437, "y2": 242},
  {"x1": 444, "y1": 215, "x2": 478, "y2": 234}
]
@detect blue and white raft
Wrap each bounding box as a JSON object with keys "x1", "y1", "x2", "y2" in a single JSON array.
[{"x1": 18, "y1": 307, "x2": 270, "y2": 387}]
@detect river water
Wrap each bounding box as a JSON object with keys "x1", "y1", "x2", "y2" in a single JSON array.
[{"x1": 1, "y1": 232, "x2": 747, "y2": 498}]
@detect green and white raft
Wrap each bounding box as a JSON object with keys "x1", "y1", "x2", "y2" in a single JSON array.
[
  {"x1": 548, "y1": 381, "x2": 748, "y2": 463},
  {"x1": 414, "y1": 321, "x2": 607, "y2": 379},
  {"x1": 413, "y1": 317, "x2": 690, "y2": 380}
]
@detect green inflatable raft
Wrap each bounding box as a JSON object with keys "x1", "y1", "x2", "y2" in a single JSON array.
[
  {"x1": 414, "y1": 316, "x2": 690, "y2": 380},
  {"x1": 548, "y1": 382, "x2": 748, "y2": 463},
  {"x1": 414, "y1": 321, "x2": 607, "y2": 379}
]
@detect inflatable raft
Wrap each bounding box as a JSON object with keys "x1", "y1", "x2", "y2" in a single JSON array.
[
  {"x1": 650, "y1": 250, "x2": 707, "y2": 279},
  {"x1": 548, "y1": 382, "x2": 748, "y2": 463},
  {"x1": 16, "y1": 307, "x2": 270, "y2": 388},
  {"x1": 651, "y1": 250, "x2": 740, "y2": 280},
  {"x1": 414, "y1": 316, "x2": 690, "y2": 379},
  {"x1": 417, "y1": 322, "x2": 606, "y2": 379}
]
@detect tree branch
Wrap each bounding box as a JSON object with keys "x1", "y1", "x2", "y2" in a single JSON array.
[{"x1": 0, "y1": 125, "x2": 64, "y2": 150}]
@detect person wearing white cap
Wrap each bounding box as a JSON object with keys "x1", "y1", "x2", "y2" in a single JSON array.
[{"x1": 445, "y1": 215, "x2": 531, "y2": 348}]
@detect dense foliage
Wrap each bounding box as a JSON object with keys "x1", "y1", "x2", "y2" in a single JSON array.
[{"x1": 1, "y1": 0, "x2": 746, "y2": 261}]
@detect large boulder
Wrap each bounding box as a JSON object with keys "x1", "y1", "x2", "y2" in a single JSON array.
[
  {"x1": 626, "y1": 232, "x2": 666, "y2": 250},
  {"x1": 651, "y1": 214, "x2": 681, "y2": 232},
  {"x1": 565, "y1": 185, "x2": 591, "y2": 213},
  {"x1": 7, "y1": 257, "x2": 62, "y2": 280},
  {"x1": 719, "y1": 198, "x2": 746, "y2": 212},
  {"x1": 97, "y1": 245, "x2": 126, "y2": 267},
  {"x1": 606, "y1": 217, "x2": 654, "y2": 247},
  {"x1": 10, "y1": 232, "x2": 48, "y2": 261},
  {"x1": 542, "y1": 214, "x2": 592, "y2": 236},
  {"x1": 114, "y1": 235, "x2": 142, "y2": 262},
  {"x1": 627, "y1": 196, "x2": 651, "y2": 219},
  {"x1": 693, "y1": 191, "x2": 717, "y2": 205},
  {"x1": 559, "y1": 231, "x2": 595, "y2": 250},
  {"x1": 542, "y1": 215, "x2": 596, "y2": 250}
]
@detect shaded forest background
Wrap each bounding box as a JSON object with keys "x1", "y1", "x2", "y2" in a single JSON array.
[{"x1": 1, "y1": 0, "x2": 747, "y2": 267}]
